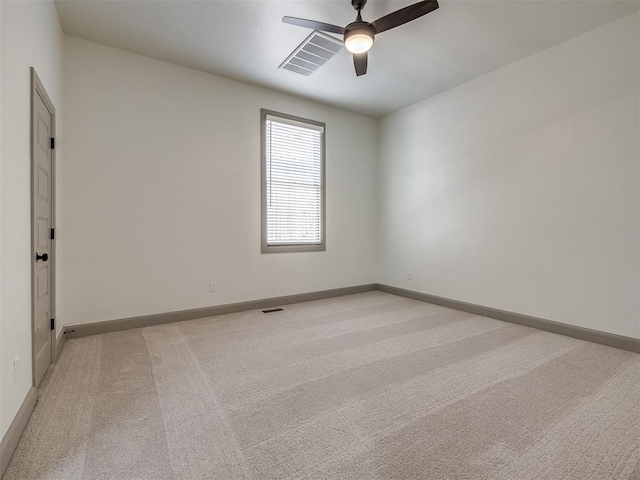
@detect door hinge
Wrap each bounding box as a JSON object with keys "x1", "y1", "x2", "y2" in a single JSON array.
[
  {"x1": 50, "y1": 138, "x2": 55, "y2": 149},
  {"x1": 50, "y1": 228, "x2": 55, "y2": 240},
  {"x1": 50, "y1": 318, "x2": 55, "y2": 330}
]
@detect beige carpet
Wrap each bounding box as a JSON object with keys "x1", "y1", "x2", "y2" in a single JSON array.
[{"x1": 4, "y1": 291, "x2": 640, "y2": 479}]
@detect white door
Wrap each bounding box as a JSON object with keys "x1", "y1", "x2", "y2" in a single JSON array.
[{"x1": 32, "y1": 74, "x2": 55, "y2": 387}]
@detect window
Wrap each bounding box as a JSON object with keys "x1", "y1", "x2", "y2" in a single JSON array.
[{"x1": 261, "y1": 109, "x2": 326, "y2": 253}]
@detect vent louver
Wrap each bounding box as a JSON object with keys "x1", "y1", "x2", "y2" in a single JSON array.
[{"x1": 279, "y1": 30, "x2": 343, "y2": 76}]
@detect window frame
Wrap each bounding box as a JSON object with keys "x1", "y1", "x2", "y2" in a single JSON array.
[{"x1": 261, "y1": 108, "x2": 326, "y2": 254}]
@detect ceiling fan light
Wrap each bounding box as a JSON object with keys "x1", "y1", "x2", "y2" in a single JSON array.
[{"x1": 344, "y1": 30, "x2": 374, "y2": 54}]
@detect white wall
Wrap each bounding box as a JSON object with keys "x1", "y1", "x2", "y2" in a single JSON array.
[
  {"x1": 62, "y1": 37, "x2": 378, "y2": 326},
  {"x1": 0, "y1": 0, "x2": 4, "y2": 436},
  {"x1": 378, "y1": 13, "x2": 640, "y2": 339},
  {"x1": 0, "y1": 0, "x2": 64, "y2": 438}
]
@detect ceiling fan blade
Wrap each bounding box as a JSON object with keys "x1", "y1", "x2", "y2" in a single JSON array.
[
  {"x1": 371, "y1": 0, "x2": 439, "y2": 34},
  {"x1": 353, "y1": 52, "x2": 368, "y2": 76},
  {"x1": 282, "y1": 16, "x2": 346, "y2": 35}
]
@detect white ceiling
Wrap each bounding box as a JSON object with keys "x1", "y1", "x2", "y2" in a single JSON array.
[{"x1": 54, "y1": 0, "x2": 639, "y2": 118}]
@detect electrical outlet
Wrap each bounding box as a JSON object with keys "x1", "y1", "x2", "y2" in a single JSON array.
[
  {"x1": 407, "y1": 271, "x2": 413, "y2": 280},
  {"x1": 12, "y1": 357, "x2": 20, "y2": 383},
  {"x1": 209, "y1": 281, "x2": 217, "y2": 293}
]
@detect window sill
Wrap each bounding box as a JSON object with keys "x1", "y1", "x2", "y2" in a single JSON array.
[{"x1": 262, "y1": 243, "x2": 326, "y2": 254}]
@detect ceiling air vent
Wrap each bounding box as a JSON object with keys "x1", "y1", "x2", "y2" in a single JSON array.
[{"x1": 279, "y1": 30, "x2": 343, "y2": 76}]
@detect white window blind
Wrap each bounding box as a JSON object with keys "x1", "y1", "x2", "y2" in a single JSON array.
[{"x1": 265, "y1": 113, "x2": 324, "y2": 247}]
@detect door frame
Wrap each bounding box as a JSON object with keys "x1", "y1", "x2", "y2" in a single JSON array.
[{"x1": 30, "y1": 67, "x2": 56, "y2": 389}]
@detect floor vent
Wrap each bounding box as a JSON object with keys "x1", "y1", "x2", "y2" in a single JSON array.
[
  {"x1": 279, "y1": 30, "x2": 343, "y2": 76},
  {"x1": 262, "y1": 308, "x2": 284, "y2": 313}
]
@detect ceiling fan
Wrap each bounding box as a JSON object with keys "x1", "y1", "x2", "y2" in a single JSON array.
[{"x1": 283, "y1": 0, "x2": 439, "y2": 76}]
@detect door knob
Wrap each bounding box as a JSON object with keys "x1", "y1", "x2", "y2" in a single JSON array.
[{"x1": 35, "y1": 253, "x2": 48, "y2": 262}]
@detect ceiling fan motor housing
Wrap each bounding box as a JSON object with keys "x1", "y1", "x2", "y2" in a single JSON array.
[
  {"x1": 344, "y1": 21, "x2": 375, "y2": 46},
  {"x1": 351, "y1": 0, "x2": 368, "y2": 11}
]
